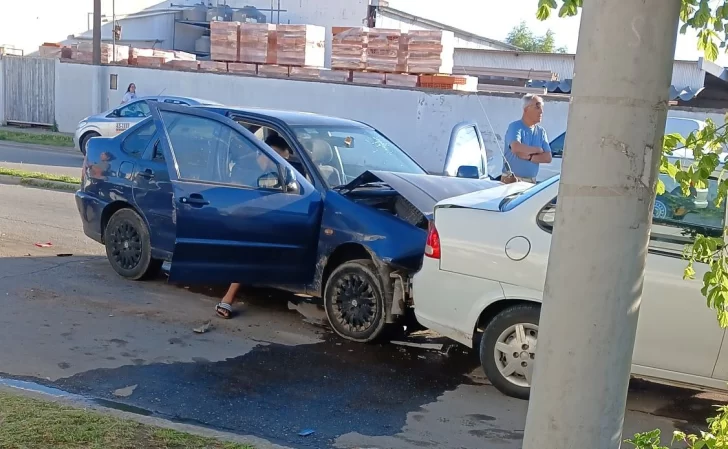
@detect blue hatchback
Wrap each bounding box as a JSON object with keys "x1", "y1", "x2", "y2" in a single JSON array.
[{"x1": 76, "y1": 101, "x2": 499, "y2": 342}]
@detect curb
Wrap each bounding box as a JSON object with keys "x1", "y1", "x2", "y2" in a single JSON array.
[
  {"x1": 0, "y1": 174, "x2": 78, "y2": 192},
  {"x1": 0, "y1": 385, "x2": 294, "y2": 449}
]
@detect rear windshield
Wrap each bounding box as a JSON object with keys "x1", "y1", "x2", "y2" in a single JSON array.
[{"x1": 499, "y1": 175, "x2": 560, "y2": 211}]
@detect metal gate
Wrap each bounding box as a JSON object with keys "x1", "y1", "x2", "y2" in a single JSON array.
[{"x1": 3, "y1": 56, "x2": 55, "y2": 126}]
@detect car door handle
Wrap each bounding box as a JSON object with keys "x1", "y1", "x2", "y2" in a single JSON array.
[
  {"x1": 180, "y1": 195, "x2": 209, "y2": 207},
  {"x1": 138, "y1": 169, "x2": 155, "y2": 179}
]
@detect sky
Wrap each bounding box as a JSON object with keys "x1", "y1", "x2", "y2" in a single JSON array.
[{"x1": 390, "y1": 0, "x2": 728, "y2": 65}]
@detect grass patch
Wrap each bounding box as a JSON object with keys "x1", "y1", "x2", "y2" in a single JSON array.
[
  {"x1": 0, "y1": 390, "x2": 255, "y2": 449},
  {"x1": 19, "y1": 178, "x2": 78, "y2": 192},
  {"x1": 0, "y1": 167, "x2": 81, "y2": 184},
  {"x1": 0, "y1": 130, "x2": 74, "y2": 147}
]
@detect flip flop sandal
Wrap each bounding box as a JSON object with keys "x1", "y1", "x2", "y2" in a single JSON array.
[{"x1": 215, "y1": 302, "x2": 233, "y2": 319}]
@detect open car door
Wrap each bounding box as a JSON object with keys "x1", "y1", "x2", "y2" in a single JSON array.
[
  {"x1": 442, "y1": 121, "x2": 488, "y2": 179},
  {"x1": 147, "y1": 101, "x2": 323, "y2": 285}
]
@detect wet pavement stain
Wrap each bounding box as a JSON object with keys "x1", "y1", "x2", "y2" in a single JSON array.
[{"x1": 37, "y1": 338, "x2": 480, "y2": 448}]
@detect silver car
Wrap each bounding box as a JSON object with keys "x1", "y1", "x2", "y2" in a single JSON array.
[{"x1": 73, "y1": 96, "x2": 221, "y2": 154}]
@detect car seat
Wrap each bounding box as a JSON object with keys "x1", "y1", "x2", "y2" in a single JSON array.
[{"x1": 307, "y1": 139, "x2": 342, "y2": 186}]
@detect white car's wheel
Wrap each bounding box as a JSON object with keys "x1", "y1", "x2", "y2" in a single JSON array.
[{"x1": 480, "y1": 304, "x2": 540, "y2": 400}]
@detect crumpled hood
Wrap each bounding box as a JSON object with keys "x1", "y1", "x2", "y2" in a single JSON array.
[{"x1": 341, "y1": 170, "x2": 502, "y2": 218}]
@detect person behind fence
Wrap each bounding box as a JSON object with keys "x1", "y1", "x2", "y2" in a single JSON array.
[{"x1": 502, "y1": 94, "x2": 552, "y2": 183}]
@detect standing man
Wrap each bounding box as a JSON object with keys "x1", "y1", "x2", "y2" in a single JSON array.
[{"x1": 502, "y1": 94, "x2": 552, "y2": 183}]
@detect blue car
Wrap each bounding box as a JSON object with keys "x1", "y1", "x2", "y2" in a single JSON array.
[{"x1": 76, "y1": 101, "x2": 499, "y2": 342}]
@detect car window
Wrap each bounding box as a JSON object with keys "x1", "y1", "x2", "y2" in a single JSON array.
[
  {"x1": 163, "y1": 99, "x2": 190, "y2": 105},
  {"x1": 536, "y1": 173, "x2": 726, "y2": 246},
  {"x1": 550, "y1": 132, "x2": 565, "y2": 157},
  {"x1": 292, "y1": 125, "x2": 425, "y2": 187},
  {"x1": 119, "y1": 101, "x2": 151, "y2": 118},
  {"x1": 446, "y1": 125, "x2": 485, "y2": 176},
  {"x1": 122, "y1": 120, "x2": 156, "y2": 157},
  {"x1": 160, "y1": 111, "x2": 278, "y2": 189},
  {"x1": 232, "y1": 118, "x2": 312, "y2": 181}
]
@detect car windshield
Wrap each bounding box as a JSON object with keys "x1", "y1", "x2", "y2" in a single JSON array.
[{"x1": 291, "y1": 125, "x2": 425, "y2": 187}]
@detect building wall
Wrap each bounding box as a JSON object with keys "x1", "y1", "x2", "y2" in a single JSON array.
[
  {"x1": 454, "y1": 49, "x2": 707, "y2": 91},
  {"x1": 375, "y1": 13, "x2": 503, "y2": 50},
  {"x1": 53, "y1": 61, "x2": 724, "y2": 175},
  {"x1": 0, "y1": 58, "x2": 5, "y2": 125}
]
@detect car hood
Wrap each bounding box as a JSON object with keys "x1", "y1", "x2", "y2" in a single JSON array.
[{"x1": 341, "y1": 170, "x2": 502, "y2": 218}]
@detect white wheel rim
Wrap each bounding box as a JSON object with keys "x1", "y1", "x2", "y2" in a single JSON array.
[
  {"x1": 653, "y1": 200, "x2": 668, "y2": 219},
  {"x1": 494, "y1": 323, "x2": 538, "y2": 388}
]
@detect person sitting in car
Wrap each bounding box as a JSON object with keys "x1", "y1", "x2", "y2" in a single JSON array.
[{"x1": 215, "y1": 134, "x2": 291, "y2": 319}]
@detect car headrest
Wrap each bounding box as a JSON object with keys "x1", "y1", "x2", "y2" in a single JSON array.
[{"x1": 307, "y1": 139, "x2": 333, "y2": 164}]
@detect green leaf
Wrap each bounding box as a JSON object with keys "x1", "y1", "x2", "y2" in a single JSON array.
[{"x1": 656, "y1": 178, "x2": 666, "y2": 195}]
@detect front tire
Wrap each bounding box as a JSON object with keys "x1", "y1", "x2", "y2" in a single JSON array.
[
  {"x1": 480, "y1": 304, "x2": 540, "y2": 400},
  {"x1": 104, "y1": 208, "x2": 161, "y2": 281},
  {"x1": 80, "y1": 132, "x2": 100, "y2": 156},
  {"x1": 323, "y1": 259, "x2": 388, "y2": 343}
]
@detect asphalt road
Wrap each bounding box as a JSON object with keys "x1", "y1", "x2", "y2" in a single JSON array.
[
  {"x1": 0, "y1": 181, "x2": 725, "y2": 448},
  {"x1": 0, "y1": 141, "x2": 83, "y2": 178}
]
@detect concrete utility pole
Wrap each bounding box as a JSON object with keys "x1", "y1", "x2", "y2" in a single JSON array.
[
  {"x1": 92, "y1": 0, "x2": 102, "y2": 65},
  {"x1": 522, "y1": 0, "x2": 681, "y2": 448}
]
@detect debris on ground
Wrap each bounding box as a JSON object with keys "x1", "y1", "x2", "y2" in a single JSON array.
[
  {"x1": 34, "y1": 242, "x2": 52, "y2": 248},
  {"x1": 288, "y1": 301, "x2": 327, "y2": 327},
  {"x1": 391, "y1": 340, "x2": 444, "y2": 351},
  {"x1": 298, "y1": 429, "x2": 315, "y2": 437},
  {"x1": 56, "y1": 253, "x2": 73, "y2": 257},
  {"x1": 112, "y1": 384, "x2": 138, "y2": 398},
  {"x1": 193, "y1": 321, "x2": 213, "y2": 334}
]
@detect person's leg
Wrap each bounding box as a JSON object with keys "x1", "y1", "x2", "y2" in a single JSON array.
[{"x1": 216, "y1": 283, "x2": 240, "y2": 319}]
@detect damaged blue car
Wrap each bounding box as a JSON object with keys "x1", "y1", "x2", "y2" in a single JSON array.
[{"x1": 76, "y1": 101, "x2": 499, "y2": 342}]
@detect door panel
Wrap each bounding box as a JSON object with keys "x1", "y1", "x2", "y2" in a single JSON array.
[
  {"x1": 148, "y1": 101, "x2": 322, "y2": 285},
  {"x1": 444, "y1": 122, "x2": 487, "y2": 178},
  {"x1": 634, "y1": 251, "x2": 724, "y2": 377},
  {"x1": 171, "y1": 181, "x2": 322, "y2": 284}
]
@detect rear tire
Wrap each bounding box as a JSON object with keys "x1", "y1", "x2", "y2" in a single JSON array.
[
  {"x1": 480, "y1": 304, "x2": 540, "y2": 400},
  {"x1": 104, "y1": 208, "x2": 161, "y2": 281},
  {"x1": 80, "y1": 132, "x2": 100, "y2": 156},
  {"x1": 323, "y1": 259, "x2": 389, "y2": 343}
]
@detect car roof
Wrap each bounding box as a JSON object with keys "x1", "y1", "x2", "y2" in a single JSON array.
[
  {"x1": 196, "y1": 105, "x2": 371, "y2": 128},
  {"x1": 140, "y1": 95, "x2": 221, "y2": 105}
]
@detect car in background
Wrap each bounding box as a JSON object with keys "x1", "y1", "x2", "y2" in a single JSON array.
[
  {"x1": 73, "y1": 96, "x2": 221, "y2": 155},
  {"x1": 75, "y1": 102, "x2": 500, "y2": 343},
  {"x1": 539, "y1": 117, "x2": 709, "y2": 181},
  {"x1": 412, "y1": 173, "x2": 728, "y2": 399}
]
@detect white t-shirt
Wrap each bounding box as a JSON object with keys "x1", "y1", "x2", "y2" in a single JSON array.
[{"x1": 121, "y1": 91, "x2": 137, "y2": 104}]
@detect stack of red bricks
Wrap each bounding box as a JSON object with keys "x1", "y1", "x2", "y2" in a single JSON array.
[{"x1": 209, "y1": 21, "x2": 325, "y2": 77}]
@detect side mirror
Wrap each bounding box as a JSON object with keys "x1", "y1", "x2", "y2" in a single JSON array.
[
  {"x1": 257, "y1": 171, "x2": 281, "y2": 190},
  {"x1": 283, "y1": 166, "x2": 300, "y2": 194},
  {"x1": 456, "y1": 165, "x2": 480, "y2": 179}
]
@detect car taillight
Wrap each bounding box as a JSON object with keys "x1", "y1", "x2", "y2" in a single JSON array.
[{"x1": 425, "y1": 222, "x2": 441, "y2": 259}]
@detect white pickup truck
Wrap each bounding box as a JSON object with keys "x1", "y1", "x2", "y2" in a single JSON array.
[{"x1": 412, "y1": 175, "x2": 728, "y2": 400}]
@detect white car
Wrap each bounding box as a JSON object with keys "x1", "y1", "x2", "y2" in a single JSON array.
[
  {"x1": 73, "y1": 96, "x2": 220, "y2": 155},
  {"x1": 412, "y1": 174, "x2": 728, "y2": 399}
]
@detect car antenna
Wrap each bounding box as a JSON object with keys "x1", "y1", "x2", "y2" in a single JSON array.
[{"x1": 158, "y1": 88, "x2": 166, "y2": 96}]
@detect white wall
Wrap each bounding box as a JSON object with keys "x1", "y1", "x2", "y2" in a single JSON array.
[
  {"x1": 54, "y1": 61, "x2": 725, "y2": 174},
  {"x1": 375, "y1": 12, "x2": 507, "y2": 50}
]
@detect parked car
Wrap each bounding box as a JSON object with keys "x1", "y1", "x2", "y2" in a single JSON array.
[
  {"x1": 538, "y1": 117, "x2": 708, "y2": 181},
  {"x1": 73, "y1": 96, "x2": 221, "y2": 155},
  {"x1": 412, "y1": 173, "x2": 728, "y2": 399},
  {"x1": 75, "y1": 101, "x2": 501, "y2": 342}
]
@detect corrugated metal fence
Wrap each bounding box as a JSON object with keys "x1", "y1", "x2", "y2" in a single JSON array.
[{"x1": 2, "y1": 56, "x2": 55, "y2": 126}]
